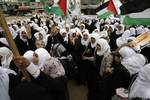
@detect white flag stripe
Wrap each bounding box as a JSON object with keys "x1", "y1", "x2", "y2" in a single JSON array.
[
  {"x1": 112, "y1": 0, "x2": 122, "y2": 14},
  {"x1": 129, "y1": 8, "x2": 150, "y2": 18}
]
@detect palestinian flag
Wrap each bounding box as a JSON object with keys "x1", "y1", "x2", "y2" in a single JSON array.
[
  {"x1": 107, "y1": 0, "x2": 122, "y2": 15},
  {"x1": 44, "y1": 0, "x2": 66, "y2": 16},
  {"x1": 120, "y1": 0, "x2": 150, "y2": 25},
  {"x1": 96, "y1": 1, "x2": 113, "y2": 19}
]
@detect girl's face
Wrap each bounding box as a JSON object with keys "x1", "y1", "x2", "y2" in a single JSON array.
[
  {"x1": 65, "y1": 27, "x2": 69, "y2": 32},
  {"x1": 114, "y1": 56, "x2": 121, "y2": 64},
  {"x1": 38, "y1": 33, "x2": 43, "y2": 40},
  {"x1": 62, "y1": 32, "x2": 67, "y2": 38},
  {"x1": 96, "y1": 43, "x2": 101, "y2": 51},
  {"x1": 35, "y1": 40, "x2": 45, "y2": 49},
  {"x1": 32, "y1": 53, "x2": 39, "y2": 65},
  {"x1": 91, "y1": 37, "x2": 96, "y2": 44},
  {"x1": 21, "y1": 31, "x2": 28, "y2": 39},
  {"x1": 83, "y1": 34, "x2": 88, "y2": 41}
]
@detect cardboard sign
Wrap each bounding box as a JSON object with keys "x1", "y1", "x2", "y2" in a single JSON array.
[{"x1": 131, "y1": 32, "x2": 150, "y2": 47}]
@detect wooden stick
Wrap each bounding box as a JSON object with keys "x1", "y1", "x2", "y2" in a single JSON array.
[{"x1": 0, "y1": 10, "x2": 31, "y2": 81}]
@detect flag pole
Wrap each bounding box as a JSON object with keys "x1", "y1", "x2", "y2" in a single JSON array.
[{"x1": 0, "y1": 10, "x2": 31, "y2": 81}]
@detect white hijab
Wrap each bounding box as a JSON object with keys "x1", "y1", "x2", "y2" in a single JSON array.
[
  {"x1": 9, "y1": 27, "x2": 17, "y2": 39},
  {"x1": 19, "y1": 26, "x2": 28, "y2": 42},
  {"x1": 13, "y1": 24, "x2": 20, "y2": 33},
  {"x1": 119, "y1": 46, "x2": 146, "y2": 75},
  {"x1": 116, "y1": 30, "x2": 131, "y2": 47},
  {"x1": 0, "y1": 47, "x2": 13, "y2": 68},
  {"x1": 116, "y1": 24, "x2": 124, "y2": 35},
  {"x1": 136, "y1": 26, "x2": 144, "y2": 35},
  {"x1": 34, "y1": 48, "x2": 51, "y2": 70},
  {"x1": 34, "y1": 32, "x2": 46, "y2": 44},
  {"x1": 0, "y1": 67, "x2": 16, "y2": 100},
  {"x1": 43, "y1": 26, "x2": 49, "y2": 34},
  {"x1": 90, "y1": 33, "x2": 99, "y2": 48},
  {"x1": 81, "y1": 31, "x2": 90, "y2": 47},
  {"x1": 96, "y1": 38, "x2": 110, "y2": 56},
  {"x1": 23, "y1": 50, "x2": 34, "y2": 62},
  {"x1": 0, "y1": 38, "x2": 9, "y2": 46},
  {"x1": 129, "y1": 63, "x2": 150, "y2": 99},
  {"x1": 43, "y1": 57, "x2": 65, "y2": 78},
  {"x1": 130, "y1": 27, "x2": 136, "y2": 36},
  {"x1": 60, "y1": 28, "x2": 68, "y2": 42}
]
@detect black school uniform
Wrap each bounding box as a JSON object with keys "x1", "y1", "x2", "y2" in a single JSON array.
[
  {"x1": 11, "y1": 71, "x2": 68, "y2": 100},
  {"x1": 109, "y1": 31, "x2": 122, "y2": 51},
  {"x1": 82, "y1": 43, "x2": 97, "y2": 100},
  {"x1": 87, "y1": 52, "x2": 104, "y2": 100},
  {"x1": 70, "y1": 38, "x2": 86, "y2": 84},
  {"x1": 14, "y1": 35, "x2": 35, "y2": 55},
  {"x1": 101, "y1": 63, "x2": 130, "y2": 100}
]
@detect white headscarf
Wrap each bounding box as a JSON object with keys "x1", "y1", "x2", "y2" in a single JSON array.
[
  {"x1": 0, "y1": 38, "x2": 9, "y2": 46},
  {"x1": 60, "y1": 28, "x2": 68, "y2": 42},
  {"x1": 119, "y1": 46, "x2": 146, "y2": 75},
  {"x1": 119, "y1": 46, "x2": 136, "y2": 60},
  {"x1": 129, "y1": 63, "x2": 150, "y2": 99},
  {"x1": 116, "y1": 24, "x2": 124, "y2": 35},
  {"x1": 23, "y1": 50, "x2": 34, "y2": 62},
  {"x1": 0, "y1": 47, "x2": 13, "y2": 68},
  {"x1": 130, "y1": 27, "x2": 136, "y2": 36},
  {"x1": 90, "y1": 33, "x2": 99, "y2": 48},
  {"x1": 34, "y1": 48, "x2": 51, "y2": 70},
  {"x1": 99, "y1": 30, "x2": 108, "y2": 38},
  {"x1": 122, "y1": 30, "x2": 132, "y2": 40},
  {"x1": 60, "y1": 28, "x2": 67, "y2": 36},
  {"x1": 34, "y1": 29, "x2": 47, "y2": 45},
  {"x1": 136, "y1": 26, "x2": 144, "y2": 35},
  {"x1": 0, "y1": 67, "x2": 16, "y2": 100},
  {"x1": 43, "y1": 57, "x2": 65, "y2": 78},
  {"x1": 69, "y1": 29, "x2": 77, "y2": 38},
  {"x1": 43, "y1": 26, "x2": 49, "y2": 34},
  {"x1": 13, "y1": 24, "x2": 20, "y2": 33},
  {"x1": 19, "y1": 26, "x2": 28, "y2": 42},
  {"x1": 116, "y1": 30, "x2": 131, "y2": 47},
  {"x1": 80, "y1": 24, "x2": 86, "y2": 33},
  {"x1": 9, "y1": 27, "x2": 17, "y2": 39},
  {"x1": 96, "y1": 38, "x2": 110, "y2": 56},
  {"x1": 81, "y1": 31, "x2": 90, "y2": 47}
]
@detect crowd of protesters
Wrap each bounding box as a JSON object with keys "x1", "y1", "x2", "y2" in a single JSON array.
[{"x1": 0, "y1": 14, "x2": 150, "y2": 100}]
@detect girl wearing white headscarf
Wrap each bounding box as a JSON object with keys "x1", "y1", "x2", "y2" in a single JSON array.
[
  {"x1": 130, "y1": 27, "x2": 136, "y2": 36},
  {"x1": 60, "y1": 28, "x2": 68, "y2": 43},
  {"x1": 12, "y1": 24, "x2": 20, "y2": 34},
  {"x1": 81, "y1": 30, "x2": 90, "y2": 47},
  {"x1": 0, "y1": 47, "x2": 13, "y2": 68},
  {"x1": 85, "y1": 38, "x2": 111, "y2": 100},
  {"x1": 96, "y1": 38, "x2": 110, "y2": 56},
  {"x1": 129, "y1": 63, "x2": 150, "y2": 100},
  {"x1": 0, "y1": 67, "x2": 16, "y2": 100},
  {"x1": 136, "y1": 26, "x2": 144, "y2": 35},
  {"x1": 90, "y1": 33, "x2": 99, "y2": 48},
  {"x1": 31, "y1": 48, "x2": 67, "y2": 99},
  {"x1": 116, "y1": 24, "x2": 125, "y2": 35},
  {"x1": 80, "y1": 24, "x2": 86, "y2": 33},
  {"x1": 119, "y1": 46, "x2": 146, "y2": 76},
  {"x1": 116, "y1": 30, "x2": 132, "y2": 47},
  {"x1": 34, "y1": 31, "x2": 47, "y2": 47},
  {"x1": 14, "y1": 26, "x2": 35, "y2": 55},
  {"x1": 33, "y1": 48, "x2": 51, "y2": 71}
]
